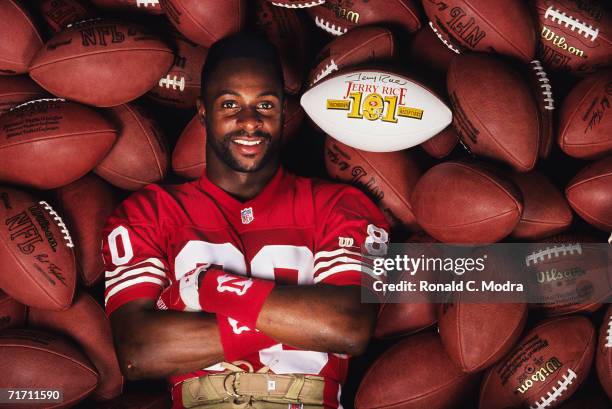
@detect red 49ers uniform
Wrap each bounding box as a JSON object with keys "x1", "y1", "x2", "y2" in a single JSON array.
[{"x1": 102, "y1": 168, "x2": 389, "y2": 409}]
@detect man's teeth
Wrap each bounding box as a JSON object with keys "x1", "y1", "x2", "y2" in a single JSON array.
[{"x1": 234, "y1": 139, "x2": 262, "y2": 146}]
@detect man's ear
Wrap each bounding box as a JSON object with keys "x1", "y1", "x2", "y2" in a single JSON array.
[{"x1": 196, "y1": 98, "x2": 206, "y2": 122}]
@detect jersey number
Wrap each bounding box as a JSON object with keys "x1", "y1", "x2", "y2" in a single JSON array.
[
  {"x1": 174, "y1": 241, "x2": 314, "y2": 284},
  {"x1": 108, "y1": 226, "x2": 134, "y2": 265}
]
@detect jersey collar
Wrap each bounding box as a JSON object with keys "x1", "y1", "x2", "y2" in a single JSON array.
[{"x1": 197, "y1": 167, "x2": 287, "y2": 214}]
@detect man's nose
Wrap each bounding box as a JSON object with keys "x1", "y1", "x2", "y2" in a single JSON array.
[{"x1": 237, "y1": 108, "x2": 263, "y2": 133}]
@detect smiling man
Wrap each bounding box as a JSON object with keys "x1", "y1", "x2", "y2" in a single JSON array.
[{"x1": 102, "y1": 34, "x2": 389, "y2": 409}]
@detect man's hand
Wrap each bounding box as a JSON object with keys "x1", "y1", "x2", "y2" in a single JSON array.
[{"x1": 157, "y1": 266, "x2": 207, "y2": 311}]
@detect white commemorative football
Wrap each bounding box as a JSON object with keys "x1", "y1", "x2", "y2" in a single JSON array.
[{"x1": 300, "y1": 70, "x2": 452, "y2": 152}]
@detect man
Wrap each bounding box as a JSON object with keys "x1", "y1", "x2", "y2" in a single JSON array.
[{"x1": 102, "y1": 34, "x2": 389, "y2": 409}]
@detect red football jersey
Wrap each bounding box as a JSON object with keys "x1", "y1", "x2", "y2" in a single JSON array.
[{"x1": 102, "y1": 168, "x2": 389, "y2": 409}]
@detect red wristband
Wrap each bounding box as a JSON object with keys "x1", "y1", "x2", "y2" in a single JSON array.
[
  {"x1": 199, "y1": 268, "x2": 275, "y2": 329},
  {"x1": 216, "y1": 314, "x2": 277, "y2": 361}
]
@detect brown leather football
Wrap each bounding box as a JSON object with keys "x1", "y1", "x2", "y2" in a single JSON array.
[
  {"x1": 254, "y1": 0, "x2": 308, "y2": 94},
  {"x1": 356, "y1": 331, "x2": 479, "y2": 409},
  {"x1": 307, "y1": 0, "x2": 421, "y2": 36},
  {"x1": 447, "y1": 53, "x2": 540, "y2": 172},
  {"x1": 525, "y1": 232, "x2": 610, "y2": 316},
  {"x1": 0, "y1": 0, "x2": 44, "y2": 75},
  {"x1": 510, "y1": 171, "x2": 573, "y2": 240},
  {"x1": 172, "y1": 115, "x2": 206, "y2": 180},
  {"x1": 0, "y1": 186, "x2": 76, "y2": 310},
  {"x1": 29, "y1": 20, "x2": 174, "y2": 107},
  {"x1": 0, "y1": 98, "x2": 117, "y2": 190},
  {"x1": 596, "y1": 305, "x2": 612, "y2": 400},
  {"x1": 411, "y1": 161, "x2": 523, "y2": 243},
  {"x1": 558, "y1": 69, "x2": 612, "y2": 159},
  {"x1": 162, "y1": 0, "x2": 245, "y2": 47},
  {"x1": 422, "y1": 0, "x2": 536, "y2": 62},
  {"x1": 147, "y1": 32, "x2": 208, "y2": 109},
  {"x1": 53, "y1": 174, "x2": 120, "y2": 286},
  {"x1": 565, "y1": 155, "x2": 612, "y2": 232},
  {"x1": 439, "y1": 302, "x2": 527, "y2": 373},
  {"x1": 282, "y1": 95, "x2": 305, "y2": 144},
  {"x1": 375, "y1": 302, "x2": 437, "y2": 339},
  {"x1": 0, "y1": 329, "x2": 99, "y2": 407},
  {"x1": 408, "y1": 25, "x2": 458, "y2": 74},
  {"x1": 29, "y1": 292, "x2": 124, "y2": 400},
  {"x1": 479, "y1": 316, "x2": 596, "y2": 409},
  {"x1": 0, "y1": 75, "x2": 47, "y2": 116},
  {"x1": 325, "y1": 136, "x2": 421, "y2": 230},
  {"x1": 95, "y1": 103, "x2": 169, "y2": 190},
  {"x1": 534, "y1": 0, "x2": 612, "y2": 74},
  {"x1": 420, "y1": 126, "x2": 459, "y2": 159},
  {"x1": 308, "y1": 26, "x2": 396, "y2": 87}
]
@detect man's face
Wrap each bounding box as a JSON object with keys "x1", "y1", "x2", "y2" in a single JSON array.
[{"x1": 200, "y1": 58, "x2": 284, "y2": 173}]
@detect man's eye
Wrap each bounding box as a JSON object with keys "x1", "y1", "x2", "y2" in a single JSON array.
[
  {"x1": 258, "y1": 102, "x2": 273, "y2": 110},
  {"x1": 221, "y1": 101, "x2": 237, "y2": 109}
]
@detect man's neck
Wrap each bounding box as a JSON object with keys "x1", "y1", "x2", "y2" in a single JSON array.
[{"x1": 206, "y1": 161, "x2": 279, "y2": 202}]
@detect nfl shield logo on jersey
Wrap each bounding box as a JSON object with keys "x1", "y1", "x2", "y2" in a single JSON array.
[{"x1": 241, "y1": 207, "x2": 254, "y2": 224}]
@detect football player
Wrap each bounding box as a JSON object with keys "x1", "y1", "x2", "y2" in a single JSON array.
[{"x1": 103, "y1": 33, "x2": 389, "y2": 409}]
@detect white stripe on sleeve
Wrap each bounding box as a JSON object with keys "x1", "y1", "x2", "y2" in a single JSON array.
[
  {"x1": 105, "y1": 266, "x2": 167, "y2": 288},
  {"x1": 105, "y1": 257, "x2": 166, "y2": 278},
  {"x1": 105, "y1": 276, "x2": 166, "y2": 306},
  {"x1": 313, "y1": 263, "x2": 379, "y2": 284}
]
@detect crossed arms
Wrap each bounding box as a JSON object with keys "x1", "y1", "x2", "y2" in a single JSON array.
[{"x1": 110, "y1": 281, "x2": 378, "y2": 380}]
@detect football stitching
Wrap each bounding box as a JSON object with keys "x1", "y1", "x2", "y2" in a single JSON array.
[
  {"x1": 159, "y1": 74, "x2": 186, "y2": 91},
  {"x1": 544, "y1": 6, "x2": 599, "y2": 41},
  {"x1": 525, "y1": 243, "x2": 582, "y2": 266},
  {"x1": 66, "y1": 18, "x2": 102, "y2": 29},
  {"x1": 530, "y1": 60, "x2": 554, "y2": 110},
  {"x1": 38, "y1": 201, "x2": 74, "y2": 248},
  {"x1": 9, "y1": 97, "x2": 65, "y2": 112},
  {"x1": 271, "y1": 0, "x2": 325, "y2": 8},
  {"x1": 312, "y1": 59, "x2": 338, "y2": 85},
  {"x1": 529, "y1": 369, "x2": 576, "y2": 409},
  {"x1": 136, "y1": 0, "x2": 159, "y2": 7},
  {"x1": 606, "y1": 312, "x2": 612, "y2": 347},
  {"x1": 428, "y1": 21, "x2": 461, "y2": 54},
  {"x1": 314, "y1": 16, "x2": 347, "y2": 36}
]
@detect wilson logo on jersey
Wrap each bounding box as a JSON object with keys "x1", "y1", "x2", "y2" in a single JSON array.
[
  {"x1": 241, "y1": 207, "x2": 254, "y2": 224},
  {"x1": 216, "y1": 274, "x2": 253, "y2": 295}
]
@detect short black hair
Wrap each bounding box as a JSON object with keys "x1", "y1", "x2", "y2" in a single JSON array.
[{"x1": 200, "y1": 32, "x2": 284, "y2": 98}]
